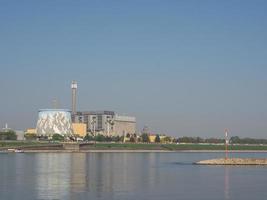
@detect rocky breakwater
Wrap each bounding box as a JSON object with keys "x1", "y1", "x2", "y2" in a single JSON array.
[{"x1": 196, "y1": 158, "x2": 267, "y2": 165}]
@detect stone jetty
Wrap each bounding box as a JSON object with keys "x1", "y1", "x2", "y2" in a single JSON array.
[{"x1": 195, "y1": 158, "x2": 267, "y2": 165}]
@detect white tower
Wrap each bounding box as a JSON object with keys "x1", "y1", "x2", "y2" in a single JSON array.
[{"x1": 71, "y1": 80, "x2": 78, "y2": 114}]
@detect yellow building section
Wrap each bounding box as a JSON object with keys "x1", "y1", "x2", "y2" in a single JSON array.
[
  {"x1": 149, "y1": 135, "x2": 167, "y2": 143},
  {"x1": 72, "y1": 123, "x2": 87, "y2": 137},
  {"x1": 149, "y1": 135, "x2": 156, "y2": 143},
  {"x1": 26, "y1": 128, "x2": 37, "y2": 134}
]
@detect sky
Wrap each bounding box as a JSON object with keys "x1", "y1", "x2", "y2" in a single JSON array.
[{"x1": 0, "y1": 0, "x2": 267, "y2": 138}]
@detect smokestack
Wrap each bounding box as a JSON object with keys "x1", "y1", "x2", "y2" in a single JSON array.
[{"x1": 71, "y1": 80, "x2": 77, "y2": 114}]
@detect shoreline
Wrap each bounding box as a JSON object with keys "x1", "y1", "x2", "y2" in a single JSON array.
[{"x1": 2, "y1": 149, "x2": 267, "y2": 153}]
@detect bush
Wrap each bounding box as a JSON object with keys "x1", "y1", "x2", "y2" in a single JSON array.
[
  {"x1": 52, "y1": 134, "x2": 64, "y2": 141},
  {"x1": 130, "y1": 137, "x2": 135, "y2": 143},
  {"x1": 155, "y1": 135, "x2": 160, "y2": 143},
  {"x1": 141, "y1": 133, "x2": 150, "y2": 143},
  {"x1": 83, "y1": 134, "x2": 94, "y2": 141},
  {"x1": 95, "y1": 134, "x2": 105, "y2": 142},
  {"x1": 24, "y1": 133, "x2": 37, "y2": 140}
]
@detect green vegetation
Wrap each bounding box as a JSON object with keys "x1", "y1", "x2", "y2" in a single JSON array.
[
  {"x1": 1, "y1": 141, "x2": 267, "y2": 151},
  {"x1": 83, "y1": 134, "x2": 124, "y2": 142},
  {"x1": 129, "y1": 136, "x2": 135, "y2": 143},
  {"x1": 155, "y1": 134, "x2": 160, "y2": 143},
  {"x1": 52, "y1": 134, "x2": 64, "y2": 141},
  {"x1": 0, "y1": 131, "x2": 17, "y2": 140},
  {"x1": 230, "y1": 136, "x2": 267, "y2": 145},
  {"x1": 177, "y1": 137, "x2": 224, "y2": 144},
  {"x1": 141, "y1": 133, "x2": 150, "y2": 143},
  {"x1": 24, "y1": 133, "x2": 37, "y2": 140},
  {"x1": 84, "y1": 143, "x2": 164, "y2": 150},
  {"x1": 177, "y1": 136, "x2": 267, "y2": 145},
  {"x1": 83, "y1": 134, "x2": 94, "y2": 141},
  {"x1": 81, "y1": 143, "x2": 267, "y2": 151},
  {"x1": 0, "y1": 141, "x2": 53, "y2": 149}
]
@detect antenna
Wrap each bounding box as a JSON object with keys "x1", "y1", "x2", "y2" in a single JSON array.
[{"x1": 52, "y1": 99, "x2": 58, "y2": 109}]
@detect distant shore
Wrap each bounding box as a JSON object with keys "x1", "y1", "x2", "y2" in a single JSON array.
[
  {"x1": 3, "y1": 149, "x2": 267, "y2": 153},
  {"x1": 2, "y1": 141, "x2": 267, "y2": 153}
]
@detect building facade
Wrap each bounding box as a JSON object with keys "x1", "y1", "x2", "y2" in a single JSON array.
[
  {"x1": 73, "y1": 111, "x2": 136, "y2": 136},
  {"x1": 36, "y1": 109, "x2": 73, "y2": 137},
  {"x1": 72, "y1": 123, "x2": 87, "y2": 137}
]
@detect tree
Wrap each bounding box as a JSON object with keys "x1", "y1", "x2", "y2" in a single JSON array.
[
  {"x1": 130, "y1": 136, "x2": 135, "y2": 143},
  {"x1": 52, "y1": 134, "x2": 64, "y2": 141},
  {"x1": 83, "y1": 134, "x2": 94, "y2": 141},
  {"x1": 24, "y1": 133, "x2": 37, "y2": 140},
  {"x1": 111, "y1": 136, "x2": 122, "y2": 142},
  {"x1": 105, "y1": 136, "x2": 112, "y2": 142},
  {"x1": 141, "y1": 133, "x2": 150, "y2": 143},
  {"x1": 155, "y1": 134, "x2": 160, "y2": 143},
  {"x1": 0, "y1": 130, "x2": 17, "y2": 140},
  {"x1": 95, "y1": 134, "x2": 105, "y2": 142},
  {"x1": 164, "y1": 136, "x2": 172, "y2": 143}
]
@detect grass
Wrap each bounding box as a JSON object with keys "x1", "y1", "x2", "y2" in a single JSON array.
[
  {"x1": 82, "y1": 143, "x2": 267, "y2": 151},
  {"x1": 0, "y1": 141, "x2": 58, "y2": 149},
  {"x1": 83, "y1": 143, "x2": 164, "y2": 150},
  {"x1": 2, "y1": 141, "x2": 267, "y2": 151}
]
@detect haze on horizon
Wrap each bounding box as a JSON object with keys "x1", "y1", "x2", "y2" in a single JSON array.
[{"x1": 0, "y1": 1, "x2": 267, "y2": 138}]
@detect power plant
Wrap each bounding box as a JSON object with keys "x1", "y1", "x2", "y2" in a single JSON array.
[{"x1": 35, "y1": 81, "x2": 136, "y2": 138}]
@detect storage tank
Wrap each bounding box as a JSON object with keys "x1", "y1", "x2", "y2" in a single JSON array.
[{"x1": 36, "y1": 109, "x2": 73, "y2": 136}]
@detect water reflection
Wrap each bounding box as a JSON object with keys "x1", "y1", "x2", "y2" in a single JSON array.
[
  {"x1": 224, "y1": 167, "x2": 230, "y2": 200},
  {"x1": 70, "y1": 153, "x2": 87, "y2": 193},
  {"x1": 35, "y1": 154, "x2": 71, "y2": 199},
  {"x1": 33, "y1": 153, "x2": 162, "y2": 199},
  {"x1": 1, "y1": 152, "x2": 265, "y2": 200}
]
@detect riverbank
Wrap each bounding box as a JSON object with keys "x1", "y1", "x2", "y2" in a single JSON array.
[
  {"x1": 2, "y1": 141, "x2": 267, "y2": 152},
  {"x1": 3, "y1": 149, "x2": 267, "y2": 153}
]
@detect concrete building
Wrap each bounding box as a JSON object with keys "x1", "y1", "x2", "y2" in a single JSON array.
[
  {"x1": 16, "y1": 130, "x2": 25, "y2": 141},
  {"x1": 73, "y1": 111, "x2": 136, "y2": 136},
  {"x1": 36, "y1": 109, "x2": 73, "y2": 137}
]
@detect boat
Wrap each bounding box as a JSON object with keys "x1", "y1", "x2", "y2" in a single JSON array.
[
  {"x1": 14, "y1": 149, "x2": 24, "y2": 153},
  {"x1": 7, "y1": 149, "x2": 24, "y2": 153}
]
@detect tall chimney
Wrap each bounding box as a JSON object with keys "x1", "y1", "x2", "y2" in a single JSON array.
[{"x1": 71, "y1": 80, "x2": 77, "y2": 114}]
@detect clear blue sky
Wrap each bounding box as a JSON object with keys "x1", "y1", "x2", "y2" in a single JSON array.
[{"x1": 1, "y1": 0, "x2": 267, "y2": 138}]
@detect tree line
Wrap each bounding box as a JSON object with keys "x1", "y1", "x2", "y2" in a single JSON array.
[
  {"x1": 3, "y1": 130, "x2": 267, "y2": 145},
  {"x1": 177, "y1": 136, "x2": 267, "y2": 144}
]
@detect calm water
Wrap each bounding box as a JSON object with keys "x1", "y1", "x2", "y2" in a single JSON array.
[{"x1": 0, "y1": 152, "x2": 267, "y2": 200}]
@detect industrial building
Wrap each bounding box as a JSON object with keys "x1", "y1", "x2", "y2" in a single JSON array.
[
  {"x1": 73, "y1": 111, "x2": 136, "y2": 136},
  {"x1": 36, "y1": 109, "x2": 73, "y2": 137},
  {"x1": 71, "y1": 80, "x2": 136, "y2": 137},
  {"x1": 32, "y1": 80, "x2": 136, "y2": 138}
]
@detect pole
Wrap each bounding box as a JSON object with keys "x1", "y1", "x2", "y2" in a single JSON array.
[
  {"x1": 93, "y1": 117, "x2": 96, "y2": 147},
  {"x1": 225, "y1": 129, "x2": 229, "y2": 160}
]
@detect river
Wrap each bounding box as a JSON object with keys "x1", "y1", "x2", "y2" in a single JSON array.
[{"x1": 0, "y1": 152, "x2": 267, "y2": 200}]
